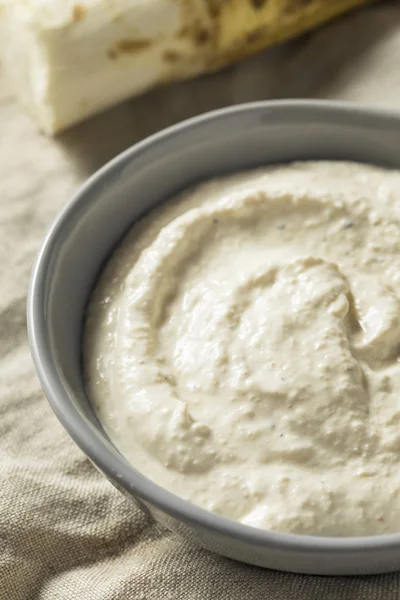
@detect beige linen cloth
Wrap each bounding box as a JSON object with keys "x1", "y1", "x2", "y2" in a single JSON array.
[{"x1": 3, "y1": 1, "x2": 400, "y2": 598}]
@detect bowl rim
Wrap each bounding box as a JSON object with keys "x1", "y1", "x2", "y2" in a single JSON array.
[{"x1": 28, "y1": 99, "x2": 400, "y2": 554}]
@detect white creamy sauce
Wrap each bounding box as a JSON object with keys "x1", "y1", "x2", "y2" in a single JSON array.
[{"x1": 84, "y1": 161, "x2": 400, "y2": 536}]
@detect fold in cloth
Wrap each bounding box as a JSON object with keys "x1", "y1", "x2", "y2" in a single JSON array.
[{"x1": 1, "y1": 1, "x2": 400, "y2": 597}]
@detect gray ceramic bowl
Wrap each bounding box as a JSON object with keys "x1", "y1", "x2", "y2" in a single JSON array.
[{"x1": 28, "y1": 101, "x2": 400, "y2": 575}]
